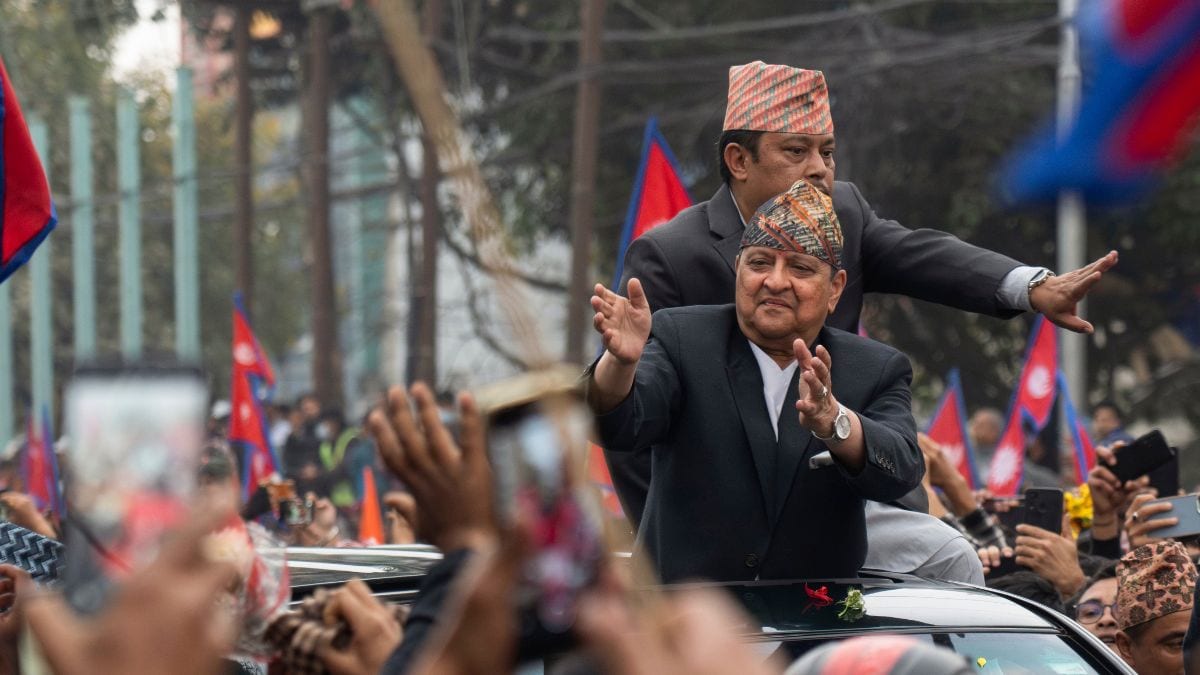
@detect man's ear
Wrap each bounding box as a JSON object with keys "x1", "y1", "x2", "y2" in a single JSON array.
[
  {"x1": 827, "y1": 268, "x2": 847, "y2": 314},
  {"x1": 1114, "y1": 630, "x2": 1135, "y2": 665},
  {"x1": 723, "y1": 142, "x2": 753, "y2": 183}
]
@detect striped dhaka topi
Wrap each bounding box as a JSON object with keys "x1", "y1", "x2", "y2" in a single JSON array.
[
  {"x1": 723, "y1": 61, "x2": 834, "y2": 135},
  {"x1": 741, "y1": 180, "x2": 843, "y2": 269}
]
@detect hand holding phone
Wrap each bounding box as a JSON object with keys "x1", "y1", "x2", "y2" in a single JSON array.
[
  {"x1": 1142, "y1": 494, "x2": 1200, "y2": 541},
  {"x1": 1110, "y1": 430, "x2": 1176, "y2": 483}
]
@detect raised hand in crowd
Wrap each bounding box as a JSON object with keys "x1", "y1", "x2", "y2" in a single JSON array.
[
  {"x1": 577, "y1": 577, "x2": 782, "y2": 675},
  {"x1": 918, "y1": 433, "x2": 976, "y2": 517},
  {"x1": 409, "y1": 524, "x2": 529, "y2": 675},
  {"x1": 1087, "y1": 442, "x2": 1150, "y2": 542},
  {"x1": 317, "y1": 578, "x2": 405, "y2": 675},
  {"x1": 293, "y1": 494, "x2": 350, "y2": 548},
  {"x1": 978, "y1": 544, "x2": 1015, "y2": 576},
  {"x1": 0, "y1": 491, "x2": 57, "y2": 540},
  {"x1": 385, "y1": 491, "x2": 419, "y2": 545},
  {"x1": 18, "y1": 508, "x2": 238, "y2": 675},
  {"x1": 368, "y1": 383, "x2": 495, "y2": 554},
  {"x1": 1124, "y1": 491, "x2": 1178, "y2": 550},
  {"x1": 1014, "y1": 519, "x2": 1086, "y2": 599},
  {"x1": 1028, "y1": 251, "x2": 1118, "y2": 333}
]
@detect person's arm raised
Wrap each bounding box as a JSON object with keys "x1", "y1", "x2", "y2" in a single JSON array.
[{"x1": 587, "y1": 278, "x2": 652, "y2": 414}]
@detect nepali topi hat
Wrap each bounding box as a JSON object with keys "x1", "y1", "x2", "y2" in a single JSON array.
[
  {"x1": 1115, "y1": 540, "x2": 1197, "y2": 631},
  {"x1": 723, "y1": 61, "x2": 834, "y2": 135},
  {"x1": 741, "y1": 180, "x2": 843, "y2": 269}
]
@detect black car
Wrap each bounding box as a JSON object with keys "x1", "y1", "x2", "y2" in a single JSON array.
[{"x1": 287, "y1": 547, "x2": 1134, "y2": 674}]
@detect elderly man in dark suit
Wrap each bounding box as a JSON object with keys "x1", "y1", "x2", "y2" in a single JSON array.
[
  {"x1": 609, "y1": 61, "x2": 1118, "y2": 526},
  {"x1": 587, "y1": 180, "x2": 922, "y2": 583}
]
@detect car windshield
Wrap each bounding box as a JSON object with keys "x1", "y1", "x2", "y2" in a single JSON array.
[{"x1": 762, "y1": 633, "x2": 1104, "y2": 675}]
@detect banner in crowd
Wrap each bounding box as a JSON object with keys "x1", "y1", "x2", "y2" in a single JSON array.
[
  {"x1": 0, "y1": 56, "x2": 57, "y2": 283},
  {"x1": 591, "y1": 118, "x2": 693, "y2": 521},
  {"x1": 21, "y1": 406, "x2": 61, "y2": 518},
  {"x1": 228, "y1": 294, "x2": 280, "y2": 499},
  {"x1": 987, "y1": 407, "x2": 1030, "y2": 497},
  {"x1": 988, "y1": 317, "x2": 1058, "y2": 496},
  {"x1": 1059, "y1": 370, "x2": 1097, "y2": 484},
  {"x1": 925, "y1": 368, "x2": 979, "y2": 489},
  {"x1": 1001, "y1": 0, "x2": 1200, "y2": 203}
]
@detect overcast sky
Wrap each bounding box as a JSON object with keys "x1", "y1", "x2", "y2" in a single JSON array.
[{"x1": 112, "y1": 0, "x2": 181, "y2": 83}]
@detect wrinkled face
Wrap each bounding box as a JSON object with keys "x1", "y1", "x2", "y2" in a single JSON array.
[
  {"x1": 1075, "y1": 578, "x2": 1120, "y2": 649},
  {"x1": 1118, "y1": 610, "x2": 1189, "y2": 675},
  {"x1": 740, "y1": 132, "x2": 836, "y2": 211},
  {"x1": 1093, "y1": 407, "x2": 1122, "y2": 438},
  {"x1": 735, "y1": 246, "x2": 845, "y2": 352}
]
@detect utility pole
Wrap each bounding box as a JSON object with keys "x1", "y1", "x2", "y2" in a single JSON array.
[
  {"x1": 234, "y1": 3, "x2": 255, "y2": 317},
  {"x1": 565, "y1": 0, "x2": 606, "y2": 364},
  {"x1": 304, "y1": 0, "x2": 343, "y2": 407},
  {"x1": 409, "y1": 0, "x2": 443, "y2": 386},
  {"x1": 1057, "y1": 0, "x2": 1086, "y2": 408}
]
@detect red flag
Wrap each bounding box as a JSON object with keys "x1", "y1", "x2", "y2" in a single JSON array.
[
  {"x1": 228, "y1": 293, "x2": 279, "y2": 499},
  {"x1": 21, "y1": 410, "x2": 55, "y2": 513},
  {"x1": 925, "y1": 369, "x2": 980, "y2": 489},
  {"x1": 987, "y1": 408, "x2": 1028, "y2": 497},
  {"x1": 1059, "y1": 371, "x2": 1096, "y2": 484},
  {"x1": 0, "y1": 56, "x2": 57, "y2": 283},
  {"x1": 1012, "y1": 316, "x2": 1058, "y2": 431},
  {"x1": 610, "y1": 117, "x2": 692, "y2": 288}
]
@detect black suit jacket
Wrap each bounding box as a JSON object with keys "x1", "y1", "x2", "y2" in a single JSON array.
[
  {"x1": 609, "y1": 182, "x2": 1022, "y2": 525},
  {"x1": 592, "y1": 306, "x2": 922, "y2": 583}
]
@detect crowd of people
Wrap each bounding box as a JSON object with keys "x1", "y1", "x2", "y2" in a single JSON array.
[{"x1": 0, "y1": 58, "x2": 1194, "y2": 674}]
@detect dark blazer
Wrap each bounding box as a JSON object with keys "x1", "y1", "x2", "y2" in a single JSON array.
[
  {"x1": 592, "y1": 305, "x2": 923, "y2": 583},
  {"x1": 609, "y1": 182, "x2": 1022, "y2": 525}
]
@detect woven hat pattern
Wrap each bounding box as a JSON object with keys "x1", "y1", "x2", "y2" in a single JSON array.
[
  {"x1": 1115, "y1": 540, "x2": 1197, "y2": 631},
  {"x1": 741, "y1": 180, "x2": 843, "y2": 269},
  {"x1": 723, "y1": 61, "x2": 834, "y2": 135}
]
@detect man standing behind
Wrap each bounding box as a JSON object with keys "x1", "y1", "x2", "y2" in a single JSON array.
[
  {"x1": 1114, "y1": 541, "x2": 1196, "y2": 675},
  {"x1": 587, "y1": 180, "x2": 922, "y2": 582},
  {"x1": 611, "y1": 61, "x2": 1117, "y2": 525}
]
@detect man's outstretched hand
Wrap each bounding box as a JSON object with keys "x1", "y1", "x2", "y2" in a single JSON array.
[
  {"x1": 591, "y1": 278, "x2": 652, "y2": 365},
  {"x1": 1030, "y1": 251, "x2": 1117, "y2": 333}
]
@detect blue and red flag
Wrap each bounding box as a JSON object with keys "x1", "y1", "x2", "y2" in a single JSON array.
[
  {"x1": 609, "y1": 116, "x2": 692, "y2": 288},
  {"x1": 0, "y1": 56, "x2": 57, "y2": 282},
  {"x1": 592, "y1": 118, "x2": 692, "y2": 520},
  {"x1": 227, "y1": 293, "x2": 279, "y2": 500},
  {"x1": 1012, "y1": 316, "x2": 1058, "y2": 432},
  {"x1": 22, "y1": 405, "x2": 61, "y2": 518},
  {"x1": 987, "y1": 407, "x2": 1030, "y2": 497},
  {"x1": 1058, "y1": 370, "x2": 1096, "y2": 485},
  {"x1": 1002, "y1": 0, "x2": 1200, "y2": 203},
  {"x1": 925, "y1": 369, "x2": 980, "y2": 489}
]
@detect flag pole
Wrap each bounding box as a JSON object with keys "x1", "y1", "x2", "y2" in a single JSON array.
[{"x1": 1057, "y1": 0, "x2": 1087, "y2": 412}]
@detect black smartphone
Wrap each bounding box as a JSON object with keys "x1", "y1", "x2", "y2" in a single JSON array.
[
  {"x1": 1144, "y1": 494, "x2": 1200, "y2": 540},
  {"x1": 481, "y1": 370, "x2": 605, "y2": 662},
  {"x1": 1022, "y1": 488, "x2": 1064, "y2": 534},
  {"x1": 1111, "y1": 430, "x2": 1176, "y2": 483}
]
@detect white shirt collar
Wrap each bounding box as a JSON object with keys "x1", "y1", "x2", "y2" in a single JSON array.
[{"x1": 747, "y1": 340, "x2": 798, "y2": 440}]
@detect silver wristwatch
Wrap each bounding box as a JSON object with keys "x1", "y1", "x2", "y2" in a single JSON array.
[
  {"x1": 812, "y1": 404, "x2": 852, "y2": 443},
  {"x1": 1027, "y1": 268, "x2": 1056, "y2": 294}
]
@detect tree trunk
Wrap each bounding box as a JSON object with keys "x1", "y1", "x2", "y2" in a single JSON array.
[
  {"x1": 305, "y1": 7, "x2": 343, "y2": 407},
  {"x1": 565, "y1": 0, "x2": 606, "y2": 364}
]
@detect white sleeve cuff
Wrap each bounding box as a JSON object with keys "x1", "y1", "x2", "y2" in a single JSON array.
[{"x1": 996, "y1": 265, "x2": 1045, "y2": 312}]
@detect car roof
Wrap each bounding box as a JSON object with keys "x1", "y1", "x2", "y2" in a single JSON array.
[
  {"x1": 683, "y1": 575, "x2": 1059, "y2": 640},
  {"x1": 287, "y1": 549, "x2": 1056, "y2": 635}
]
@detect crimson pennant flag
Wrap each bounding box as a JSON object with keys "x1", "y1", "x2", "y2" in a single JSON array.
[
  {"x1": 609, "y1": 116, "x2": 692, "y2": 288},
  {"x1": 1012, "y1": 316, "x2": 1058, "y2": 432},
  {"x1": 1059, "y1": 371, "x2": 1097, "y2": 485},
  {"x1": 0, "y1": 56, "x2": 57, "y2": 283},
  {"x1": 595, "y1": 118, "x2": 692, "y2": 520},
  {"x1": 925, "y1": 369, "x2": 980, "y2": 489},
  {"x1": 1002, "y1": 0, "x2": 1200, "y2": 203},
  {"x1": 228, "y1": 293, "x2": 279, "y2": 500},
  {"x1": 987, "y1": 407, "x2": 1030, "y2": 497},
  {"x1": 21, "y1": 406, "x2": 60, "y2": 516}
]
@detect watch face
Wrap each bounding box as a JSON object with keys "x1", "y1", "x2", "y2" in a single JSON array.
[{"x1": 834, "y1": 410, "x2": 852, "y2": 440}]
